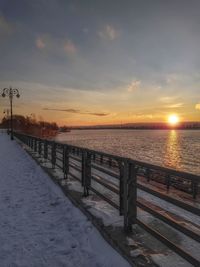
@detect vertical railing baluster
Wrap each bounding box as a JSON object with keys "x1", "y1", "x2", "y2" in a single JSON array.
[
  {"x1": 38, "y1": 139, "x2": 42, "y2": 155},
  {"x1": 51, "y1": 141, "x2": 56, "y2": 168},
  {"x1": 119, "y1": 160, "x2": 124, "y2": 216},
  {"x1": 192, "y1": 181, "x2": 198, "y2": 199},
  {"x1": 63, "y1": 145, "x2": 69, "y2": 179},
  {"x1": 44, "y1": 140, "x2": 48, "y2": 160},
  {"x1": 100, "y1": 155, "x2": 103, "y2": 165},
  {"x1": 166, "y1": 174, "x2": 171, "y2": 190},
  {"x1": 81, "y1": 151, "x2": 86, "y2": 187},
  {"x1": 31, "y1": 137, "x2": 34, "y2": 150},
  {"x1": 123, "y1": 161, "x2": 137, "y2": 233},
  {"x1": 34, "y1": 138, "x2": 37, "y2": 152},
  {"x1": 147, "y1": 168, "x2": 151, "y2": 182},
  {"x1": 82, "y1": 151, "x2": 91, "y2": 196},
  {"x1": 109, "y1": 157, "x2": 112, "y2": 167}
]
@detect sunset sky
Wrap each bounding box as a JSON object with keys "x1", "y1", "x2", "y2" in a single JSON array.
[{"x1": 0, "y1": 0, "x2": 200, "y2": 126}]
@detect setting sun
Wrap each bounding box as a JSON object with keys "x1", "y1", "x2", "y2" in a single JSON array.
[{"x1": 168, "y1": 114, "x2": 180, "y2": 126}]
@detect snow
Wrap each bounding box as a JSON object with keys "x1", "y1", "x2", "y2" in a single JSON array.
[
  {"x1": 0, "y1": 133, "x2": 130, "y2": 267},
  {"x1": 64, "y1": 156, "x2": 200, "y2": 267}
]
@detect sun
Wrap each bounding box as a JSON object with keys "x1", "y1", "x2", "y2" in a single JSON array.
[{"x1": 168, "y1": 114, "x2": 180, "y2": 126}]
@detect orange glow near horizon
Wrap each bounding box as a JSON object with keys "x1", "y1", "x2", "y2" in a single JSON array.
[{"x1": 168, "y1": 114, "x2": 180, "y2": 126}]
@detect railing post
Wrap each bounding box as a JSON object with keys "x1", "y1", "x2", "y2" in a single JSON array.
[
  {"x1": 63, "y1": 145, "x2": 69, "y2": 179},
  {"x1": 38, "y1": 139, "x2": 42, "y2": 155},
  {"x1": 123, "y1": 161, "x2": 137, "y2": 233},
  {"x1": 44, "y1": 140, "x2": 48, "y2": 159},
  {"x1": 119, "y1": 160, "x2": 124, "y2": 216},
  {"x1": 82, "y1": 151, "x2": 91, "y2": 197},
  {"x1": 26, "y1": 136, "x2": 28, "y2": 146},
  {"x1": 100, "y1": 155, "x2": 103, "y2": 165},
  {"x1": 147, "y1": 168, "x2": 151, "y2": 182},
  {"x1": 192, "y1": 181, "x2": 198, "y2": 199},
  {"x1": 166, "y1": 174, "x2": 171, "y2": 190},
  {"x1": 51, "y1": 141, "x2": 56, "y2": 168},
  {"x1": 109, "y1": 157, "x2": 112, "y2": 167},
  {"x1": 34, "y1": 138, "x2": 37, "y2": 153},
  {"x1": 82, "y1": 151, "x2": 86, "y2": 187},
  {"x1": 30, "y1": 137, "x2": 33, "y2": 149}
]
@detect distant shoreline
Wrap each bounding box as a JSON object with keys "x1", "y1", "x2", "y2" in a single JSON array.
[
  {"x1": 68, "y1": 121, "x2": 200, "y2": 130},
  {"x1": 68, "y1": 127, "x2": 200, "y2": 131}
]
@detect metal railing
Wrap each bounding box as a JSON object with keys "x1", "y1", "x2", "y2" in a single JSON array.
[{"x1": 14, "y1": 132, "x2": 200, "y2": 266}]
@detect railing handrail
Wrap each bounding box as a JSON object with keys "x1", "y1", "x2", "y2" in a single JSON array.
[
  {"x1": 15, "y1": 131, "x2": 200, "y2": 182},
  {"x1": 13, "y1": 131, "x2": 200, "y2": 266}
]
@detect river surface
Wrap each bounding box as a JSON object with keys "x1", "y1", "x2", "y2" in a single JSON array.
[{"x1": 55, "y1": 129, "x2": 200, "y2": 175}]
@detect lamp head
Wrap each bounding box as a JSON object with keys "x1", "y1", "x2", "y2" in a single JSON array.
[
  {"x1": 16, "y1": 93, "x2": 20, "y2": 98},
  {"x1": 2, "y1": 92, "x2": 6, "y2": 97}
]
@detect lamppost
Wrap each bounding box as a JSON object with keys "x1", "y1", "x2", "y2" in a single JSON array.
[
  {"x1": 1, "y1": 87, "x2": 20, "y2": 140},
  {"x1": 3, "y1": 108, "x2": 10, "y2": 134}
]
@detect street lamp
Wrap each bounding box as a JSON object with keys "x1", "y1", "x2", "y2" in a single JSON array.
[
  {"x1": 3, "y1": 109, "x2": 10, "y2": 134},
  {"x1": 1, "y1": 87, "x2": 20, "y2": 140}
]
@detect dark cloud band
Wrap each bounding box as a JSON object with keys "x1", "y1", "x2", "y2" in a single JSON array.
[{"x1": 43, "y1": 108, "x2": 109, "y2": 117}]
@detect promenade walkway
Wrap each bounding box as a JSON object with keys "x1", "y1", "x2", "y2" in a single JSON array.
[{"x1": 0, "y1": 133, "x2": 130, "y2": 267}]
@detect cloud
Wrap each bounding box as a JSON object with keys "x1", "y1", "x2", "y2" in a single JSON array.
[
  {"x1": 127, "y1": 80, "x2": 141, "y2": 92},
  {"x1": 35, "y1": 35, "x2": 77, "y2": 56},
  {"x1": 64, "y1": 40, "x2": 77, "y2": 55},
  {"x1": 44, "y1": 108, "x2": 79, "y2": 113},
  {"x1": 0, "y1": 15, "x2": 13, "y2": 36},
  {"x1": 35, "y1": 35, "x2": 53, "y2": 51},
  {"x1": 98, "y1": 25, "x2": 119, "y2": 41},
  {"x1": 166, "y1": 74, "x2": 179, "y2": 84},
  {"x1": 35, "y1": 37, "x2": 46, "y2": 49},
  {"x1": 160, "y1": 96, "x2": 177, "y2": 103},
  {"x1": 195, "y1": 103, "x2": 200, "y2": 110},
  {"x1": 135, "y1": 113, "x2": 153, "y2": 119},
  {"x1": 167, "y1": 103, "x2": 184, "y2": 108},
  {"x1": 43, "y1": 108, "x2": 109, "y2": 116},
  {"x1": 89, "y1": 112, "x2": 109, "y2": 116}
]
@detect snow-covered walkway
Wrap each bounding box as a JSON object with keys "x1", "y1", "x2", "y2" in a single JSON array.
[{"x1": 0, "y1": 133, "x2": 130, "y2": 267}]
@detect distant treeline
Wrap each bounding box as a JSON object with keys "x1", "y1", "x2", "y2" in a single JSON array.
[
  {"x1": 71, "y1": 122, "x2": 200, "y2": 130},
  {"x1": 0, "y1": 115, "x2": 59, "y2": 137}
]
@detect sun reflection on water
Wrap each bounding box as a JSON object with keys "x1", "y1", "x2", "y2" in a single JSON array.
[
  {"x1": 164, "y1": 130, "x2": 181, "y2": 169},
  {"x1": 56, "y1": 129, "x2": 200, "y2": 174}
]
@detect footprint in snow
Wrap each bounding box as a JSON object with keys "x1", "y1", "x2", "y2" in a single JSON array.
[{"x1": 50, "y1": 202, "x2": 60, "y2": 207}]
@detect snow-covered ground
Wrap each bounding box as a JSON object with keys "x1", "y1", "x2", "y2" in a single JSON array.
[
  {"x1": 0, "y1": 133, "x2": 130, "y2": 267},
  {"x1": 66, "y1": 155, "x2": 200, "y2": 267}
]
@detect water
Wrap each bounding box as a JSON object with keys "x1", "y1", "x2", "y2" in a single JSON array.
[{"x1": 55, "y1": 129, "x2": 200, "y2": 175}]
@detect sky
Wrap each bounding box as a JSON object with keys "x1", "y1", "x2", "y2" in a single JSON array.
[{"x1": 0, "y1": 0, "x2": 200, "y2": 126}]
